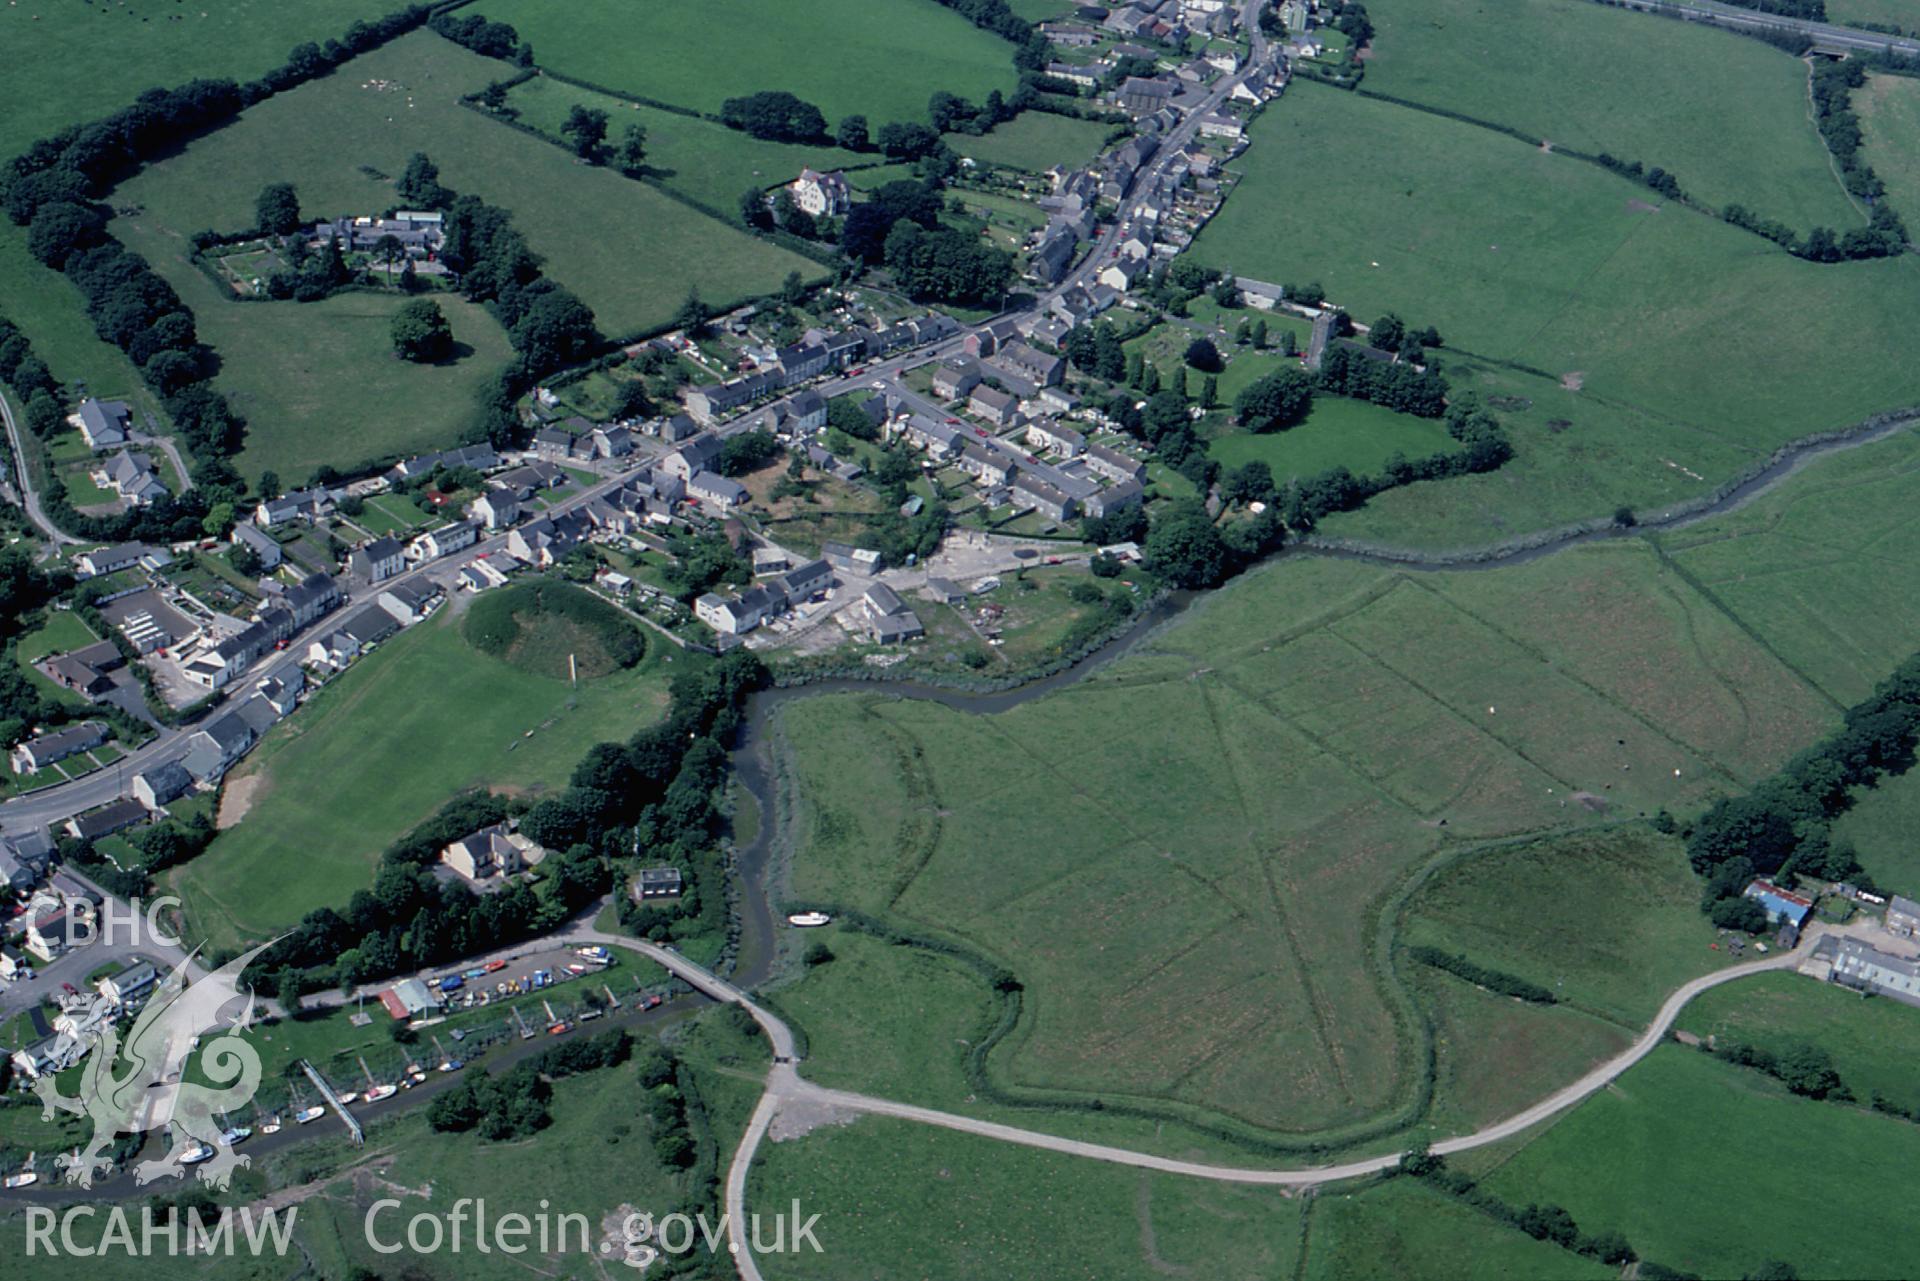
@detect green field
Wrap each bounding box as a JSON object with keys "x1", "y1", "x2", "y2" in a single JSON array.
[
  {"x1": 1482, "y1": 1046, "x2": 1920, "y2": 1279},
  {"x1": 748, "y1": 1116, "x2": 1305, "y2": 1280},
  {"x1": 1302, "y1": 1177, "x2": 1613, "y2": 1281},
  {"x1": 1208, "y1": 395, "x2": 1461, "y2": 483},
  {"x1": 1190, "y1": 84, "x2": 1920, "y2": 544},
  {"x1": 475, "y1": 0, "x2": 1020, "y2": 125},
  {"x1": 110, "y1": 32, "x2": 814, "y2": 340},
  {"x1": 1833, "y1": 767, "x2": 1920, "y2": 894},
  {"x1": 949, "y1": 111, "x2": 1115, "y2": 172},
  {"x1": 501, "y1": 76, "x2": 871, "y2": 214},
  {"x1": 1677, "y1": 970, "x2": 1920, "y2": 1114},
  {"x1": 1364, "y1": 0, "x2": 1863, "y2": 230},
  {"x1": 0, "y1": 231, "x2": 164, "y2": 422},
  {"x1": 1828, "y1": 0, "x2": 1920, "y2": 30},
  {"x1": 1857, "y1": 73, "x2": 1920, "y2": 227},
  {"x1": 170, "y1": 603, "x2": 687, "y2": 948},
  {"x1": 776, "y1": 527, "x2": 1839, "y2": 1142},
  {"x1": 178, "y1": 284, "x2": 510, "y2": 484}
]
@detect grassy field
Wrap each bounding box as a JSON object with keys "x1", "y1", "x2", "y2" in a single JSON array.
[
  {"x1": 179, "y1": 283, "x2": 509, "y2": 485},
  {"x1": 1829, "y1": 0, "x2": 1920, "y2": 30},
  {"x1": 501, "y1": 76, "x2": 871, "y2": 214},
  {"x1": 1833, "y1": 768, "x2": 1920, "y2": 894},
  {"x1": 777, "y1": 529, "x2": 1839, "y2": 1141},
  {"x1": 748, "y1": 1115, "x2": 1305, "y2": 1280},
  {"x1": 1301, "y1": 1177, "x2": 1612, "y2": 1281},
  {"x1": 1363, "y1": 0, "x2": 1863, "y2": 230},
  {"x1": 1857, "y1": 72, "x2": 1920, "y2": 226},
  {"x1": 950, "y1": 111, "x2": 1116, "y2": 172},
  {"x1": 1481, "y1": 1046, "x2": 1920, "y2": 1279},
  {"x1": 1208, "y1": 395, "x2": 1461, "y2": 483},
  {"x1": 1190, "y1": 84, "x2": 1920, "y2": 543},
  {"x1": 169, "y1": 604, "x2": 688, "y2": 949},
  {"x1": 1675, "y1": 970, "x2": 1920, "y2": 1115},
  {"x1": 475, "y1": 0, "x2": 1019, "y2": 125},
  {"x1": 110, "y1": 32, "x2": 814, "y2": 340}
]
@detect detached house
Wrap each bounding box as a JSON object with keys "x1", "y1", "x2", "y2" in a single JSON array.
[
  {"x1": 103, "y1": 452, "x2": 167, "y2": 506},
  {"x1": 470, "y1": 492, "x2": 520, "y2": 531},
  {"x1": 790, "y1": 167, "x2": 851, "y2": 217},
  {"x1": 348, "y1": 536, "x2": 406, "y2": 583},
  {"x1": 75, "y1": 398, "x2": 132, "y2": 451},
  {"x1": 661, "y1": 436, "x2": 724, "y2": 481},
  {"x1": 441, "y1": 823, "x2": 538, "y2": 881},
  {"x1": 255, "y1": 487, "x2": 335, "y2": 528}
]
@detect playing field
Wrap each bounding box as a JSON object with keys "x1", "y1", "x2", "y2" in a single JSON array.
[
  {"x1": 472, "y1": 0, "x2": 1020, "y2": 125},
  {"x1": 1857, "y1": 72, "x2": 1920, "y2": 225},
  {"x1": 747, "y1": 1115, "x2": 1306, "y2": 1280},
  {"x1": 1189, "y1": 85, "x2": 1920, "y2": 537},
  {"x1": 949, "y1": 111, "x2": 1115, "y2": 172},
  {"x1": 777, "y1": 526, "x2": 1839, "y2": 1141},
  {"x1": 501, "y1": 76, "x2": 871, "y2": 215},
  {"x1": 1208, "y1": 395, "x2": 1461, "y2": 483},
  {"x1": 1482, "y1": 1046, "x2": 1920, "y2": 1279},
  {"x1": 1362, "y1": 0, "x2": 1863, "y2": 230},
  {"x1": 170, "y1": 605, "x2": 686, "y2": 949},
  {"x1": 109, "y1": 32, "x2": 815, "y2": 339}
]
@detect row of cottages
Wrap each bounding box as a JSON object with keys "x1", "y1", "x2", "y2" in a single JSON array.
[
  {"x1": 42, "y1": 640, "x2": 126, "y2": 702},
  {"x1": 100, "y1": 451, "x2": 167, "y2": 506},
  {"x1": 683, "y1": 318, "x2": 960, "y2": 425},
  {"x1": 389, "y1": 442, "x2": 503, "y2": 483},
  {"x1": 74, "y1": 397, "x2": 133, "y2": 451},
  {"x1": 740, "y1": 388, "x2": 828, "y2": 440},
  {"x1": 181, "y1": 572, "x2": 341, "y2": 691},
  {"x1": 530, "y1": 421, "x2": 638, "y2": 463},
  {"x1": 175, "y1": 669, "x2": 306, "y2": 783},
  {"x1": 695, "y1": 559, "x2": 835, "y2": 635},
  {"x1": 10, "y1": 721, "x2": 109, "y2": 776}
]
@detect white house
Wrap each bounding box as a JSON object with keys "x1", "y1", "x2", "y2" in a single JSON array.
[{"x1": 790, "y1": 168, "x2": 851, "y2": 217}]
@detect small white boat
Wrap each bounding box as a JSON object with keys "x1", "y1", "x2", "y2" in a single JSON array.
[
  {"x1": 336, "y1": 1090, "x2": 360, "y2": 1105},
  {"x1": 220, "y1": 1127, "x2": 252, "y2": 1146},
  {"x1": 259, "y1": 1118, "x2": 282, "y2": 1135},
  {"x1": 363, "y1": 1083, "x2": 397, "y2": 1103},
  {"x1": 787, "y1": 911, "x2": 831, "y2": 928},
  {"x1": 178, "y1": 1142, "x2": 215, "y2": 1166},
  {"x1": 294, "y1": 1106, "x2": 326, "y2": 1125},
  {"x1": 2, "y1": 1171, "x2": 38, "y2": 1189}
]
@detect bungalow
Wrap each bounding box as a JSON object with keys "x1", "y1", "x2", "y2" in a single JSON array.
[
  {"x1": 229, "y1": 522, "x2": 282, "y2": 569},
  {"x1": 73, "y1": 542, "x2": 151, "y2": 578},
  {"x1": 441, "y1": 823, "x2": 536, "y2": 881},
  {"x1": 458, "y1": 557, "x2": 513, "y2": 592},
  {"x1": 932, "y1": 357, "x2": 983, "y2": 402},
  {"x1": 103, "y1": 451, "x2": 167, "y2": 506},
  {"x1": 255, "y1": 487, "x2": 335, "y2": 528},
  {"x1": 377, "y1": 578, "x2": 442, "y2": 624},
  {"x1": 65, "y1": 796, "x2": 150, "y2": 844},
  {"x1": 1013, "y1": 474, "x2": 1078, "y2": 521},
  {"x1": 967, "y1": 385, "x2": 1022, "y2": 428},
  {"x1": 662, "y1": 436, "x2": 724, "y2": 481},
  {"x1": 1044, "y1": 61, "x2": 1102, "y2": 89},
  {"x1": 390, "y1": 443, "x2": 502, "y2": 482},
  {"x1": 132, "y1": 760, "x2": 194, "y2": 810},
  {"x1": 470, "y1": 491, "x2": 521, "y2": 531},
  {"x1": 409, "y1": 519, "x2": 479, "y2": 561},
  {"x1": 1086, "y1": 442, "x2": 1147, "y2": 483},
  {"x1": 1887, "y1": 895, "x2": 1920, "y2": 938},
  {"x1": 11, "y1": 722, "x2": 108, "y2": 775},
  {"x1": 348, "y1": 536, "x2": 406, "y2": 583},
  {"x1": 790, "y1": 167, "x2": 851, "y2": 217},
  {"x1": 635, "y1": 866, "x2": 684, "y2": 900},
  {"x1": 688, "y1": 471, "x2": 749, "y2": 509},
  {"x1": 75, "y1": 398, "x2": 132, "y2": 451},
  {"x1": 1084, "y1": 477, "x2": 1145, "y2": 518},
  {"x1": 177, "y1": 714, "x2": 252, "y2": 787},
  {"x1": 44, "y1": 640, "x2": 124, "y2": 700}
]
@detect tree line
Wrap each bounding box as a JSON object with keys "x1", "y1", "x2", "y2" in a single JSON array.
[
  {"x1": 1408, "y1": 946, "x2": 1557, "y2": 1003},
  {"x1": 1685, "y1": 648, "x2": 1920, "y2": 929}
]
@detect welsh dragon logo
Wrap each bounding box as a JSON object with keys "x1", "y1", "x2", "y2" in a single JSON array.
[{"x1": 34, "y1": 940, "x2": 278, "y2": 1190}]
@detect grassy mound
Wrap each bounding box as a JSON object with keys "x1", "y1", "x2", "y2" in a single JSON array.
[{"x1": 463, "y1": 580, "x2": 644, "y2": 679}]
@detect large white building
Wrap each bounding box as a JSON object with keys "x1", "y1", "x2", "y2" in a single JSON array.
[{"x1": 790, "y1": 168, "x2": 851, "y2": 217}]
